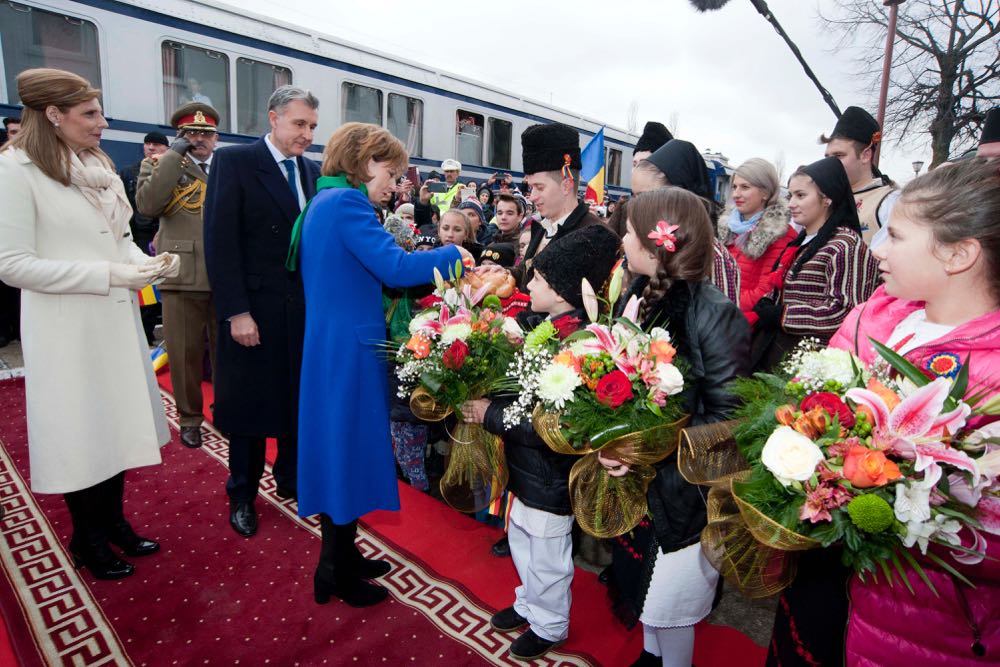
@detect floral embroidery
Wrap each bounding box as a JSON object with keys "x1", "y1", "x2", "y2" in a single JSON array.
[{"x1": 925, "y1": 352, "x2": 961, "y2": 379}]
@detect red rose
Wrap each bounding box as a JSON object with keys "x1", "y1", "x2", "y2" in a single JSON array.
[
  {"x1": 800, "y1": 392, "x2": 855, "y2": 429},
  {"x1": 552, "y1": 315, "x2": 582, "y2": 340},
  {"x1": 595, "y1": 370, "x2": 634, "y2": 409},
  {"x1": 442, "y1": 339, "x2": 469, "y2": 370}
]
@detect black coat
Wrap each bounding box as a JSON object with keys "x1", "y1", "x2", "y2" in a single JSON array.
[
  {"x1": 481, "y1": 309, "x2": 587, "y2": 515},
  {"x1": 610, "y1": 279, "x2": 750, "y2": 627},
  {"x1": 511, "y1": 202, "x2": 600, "y2": 288},
  {"x1": 203, "y1": 138, "x2": 320, "y2": 437}
]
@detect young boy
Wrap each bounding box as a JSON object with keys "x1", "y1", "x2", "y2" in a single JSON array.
[{"x1": 462, "y1": 224, "x2": 621, "y2": 660}]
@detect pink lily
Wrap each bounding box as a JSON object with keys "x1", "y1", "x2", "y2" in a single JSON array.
[
  {"x1": 951, "y1": 525, "x2": 988, "y2": 565},
  {"x1": 845, "y1": 378, "x2": 978, "y2": 477},
  {"x1": 582, "y1": 323, "x2": 638, "y2": 376},
  {"x1": 979, "y1": 495, "x2": 1000, "y2": 536}
]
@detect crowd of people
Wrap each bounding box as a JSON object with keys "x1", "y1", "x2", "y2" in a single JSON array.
[{"x1": 0, "y1": 65, "x2": 999, "y2": 666}]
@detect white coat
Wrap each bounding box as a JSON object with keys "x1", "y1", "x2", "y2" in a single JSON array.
[{"x1": 0, "y1": 149, "x2": 168, "y2": 494}]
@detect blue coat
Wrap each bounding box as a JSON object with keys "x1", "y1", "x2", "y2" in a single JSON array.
[{"x1": 297, "y1": 187, "x2": 461, "y2": 522}]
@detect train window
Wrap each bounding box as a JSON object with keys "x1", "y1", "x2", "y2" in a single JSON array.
[
  {"x1": 456, "y1": 110, "x2": 483, "y2": 166},
  {"x1": 488, "y1": 118, "x2": 512, "y2": 170},
  {"x1": 236, "y1": 58, "x2": 291, "y2": 136},
  {"x1": 607, "y1": 148, "x2": 623, "y2": 186},
  {"x1": 342, "y1": 82, "x2": 382, "y2": 126},
  {"x1": 162, "y1": 41, "x2": 230, "y2": 132},
  {"x1": 387, "y1": 93, "x2": 422, "y2": 157},
  {"x1": 0, "y1": 2, "x2": 101, "y2": 104}
]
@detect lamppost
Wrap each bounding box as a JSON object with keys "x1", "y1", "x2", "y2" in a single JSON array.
[{"x1": 912, "y1": 160, "x2": 924, "y2": 177}]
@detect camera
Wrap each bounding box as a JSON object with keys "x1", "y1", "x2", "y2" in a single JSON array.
[{"x1": 427, "y1": 182, "x2": 450, "y2": 194}]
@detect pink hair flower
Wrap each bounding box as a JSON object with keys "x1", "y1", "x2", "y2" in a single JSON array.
[{"x1": 647, "y1": 220, "x2": 680, "y2": 251}]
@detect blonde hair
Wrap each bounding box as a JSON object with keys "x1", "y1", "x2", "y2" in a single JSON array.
[
  {"x1": 733, "y1": 157, "x2": 780, "y2": 208},
  {"x1": 438, "y1": 209, "x2": 471, "y2": 242},
  {"x1": 4, "y1": 68, "x2": 108, "y2": 186},
  {"x1": 321, "y1": 122, "x2": 408, "y2": 186}
]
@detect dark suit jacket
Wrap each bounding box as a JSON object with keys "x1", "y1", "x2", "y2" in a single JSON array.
[
  {"x1": 512, "y1": 202, "x2": 600, "y2": 288},
  {"x1": 203, "y1": 137, "x2": 320, "y2": 436}
]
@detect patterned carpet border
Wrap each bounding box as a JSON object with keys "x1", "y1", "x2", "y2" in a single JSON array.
[{"x1": 161, "y1": 390, "x2": 596, "y2": 667}]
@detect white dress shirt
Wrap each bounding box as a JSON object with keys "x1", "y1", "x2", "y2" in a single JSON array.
[{"x1": 264, "y1": 133, "x2": 306, "y2": 210}]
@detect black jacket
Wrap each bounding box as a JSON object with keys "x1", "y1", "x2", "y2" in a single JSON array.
[
  {"x1": 512, "y1": 202, "x2": 600, "y2": 288},
  {"x1": 639, "y1": 279, "x2": 750, "y2": 554},
  {"x1": 481, "y1": 309, "x2": 587, "y2": 515}
]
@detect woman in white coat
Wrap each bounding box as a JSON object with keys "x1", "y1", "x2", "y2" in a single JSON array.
[{"x1": 0, "y1": 69, "x2": 179, "y2": 579}]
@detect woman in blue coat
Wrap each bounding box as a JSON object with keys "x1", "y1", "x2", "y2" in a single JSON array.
[{"x1": 293, "y1": 123, "x2": 471, "y2": 608}]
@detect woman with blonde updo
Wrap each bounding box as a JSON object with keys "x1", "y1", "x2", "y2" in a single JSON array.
[{"x1": 0, "y1": 69, "x2": 179, "y2": 579}]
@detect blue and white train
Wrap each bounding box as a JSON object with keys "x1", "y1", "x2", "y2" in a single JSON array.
[{"x1": 0, "y1": 0, "x2": 646, "y2": 197}]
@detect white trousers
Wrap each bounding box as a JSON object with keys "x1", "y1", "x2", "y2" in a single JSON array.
[{"x1": 508, "y1": 499, "x2": 574, "y2": 642}]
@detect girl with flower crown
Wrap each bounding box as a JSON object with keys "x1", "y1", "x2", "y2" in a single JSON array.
[
  {"x1": 817, "y1": 158, "x2": 1000, "y2": 667},
  {"x1": 599, "y1": 187, "x2": 750, "y2": 667}
]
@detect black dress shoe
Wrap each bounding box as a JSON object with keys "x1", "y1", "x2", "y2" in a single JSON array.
[
  {"x1": 275, "y1": 486, "x2": 297, "y2": 501},
  {"x1": 490, "y1": 606, "x2": 528, "y2": 632},
  {"x1": 107, "y1": 520, "x2": 160, "y2": 557},
  {"x1": 491, "y1": 535, "x2": 510, "y2": 558},
  {"x1": 630, "y1": 649, "x2": 662, "y2": 667},
  {"x1": 229, "y1": 501, "x2": 257, "y2": 537},
  {"x1": 509, "y1": 629, "x2": 564, "y2": 660},
  {"x1": 314, "y1": 571, "x2": 388, "y2": 607},
  {"x1": 70, "y1": 542, "x2": 135, "y2": 580},
  {"x1": 180, "y1": 426, "x2": 202, "y2": 449}
]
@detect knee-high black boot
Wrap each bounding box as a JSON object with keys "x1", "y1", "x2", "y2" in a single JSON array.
[
  {"x1": 314, "y1": 515, "x2": 388, "y2": 608},
  {"x1": 64, "y1": 480, "x2": 134, "y2": 580},
  {"x1": 102, "y1": 472, "x2": 160, "y2": 557}
]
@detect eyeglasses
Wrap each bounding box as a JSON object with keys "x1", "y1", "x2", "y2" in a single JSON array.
[{"x1": 183, "y1": 129, "x2": 217, "y2": 138}]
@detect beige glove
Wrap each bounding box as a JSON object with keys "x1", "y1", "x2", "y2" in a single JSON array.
[{"x1": 109, "y1": 262, "x2": 161, "y2": 290}]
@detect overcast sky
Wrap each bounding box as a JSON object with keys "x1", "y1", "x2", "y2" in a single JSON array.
[{"x1": 215, "y1": 0, "x2": 942, "y2": 184}]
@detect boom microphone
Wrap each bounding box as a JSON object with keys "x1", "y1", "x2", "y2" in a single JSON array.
[{"x1": 688, "y1": 0, "x2": 733, "y2": 10}]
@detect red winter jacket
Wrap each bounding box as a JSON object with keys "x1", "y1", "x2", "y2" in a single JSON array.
[
  {"x1": 830, "y1": 286, "x2": 1000, "y2": 667},
  {"x1": 717, "y1": 203, "x2": 797, "y2": 327}
]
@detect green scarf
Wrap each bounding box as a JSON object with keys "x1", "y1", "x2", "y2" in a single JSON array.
[{"x1": 285, "y1": 173, "x2": 369, "y2": 271}]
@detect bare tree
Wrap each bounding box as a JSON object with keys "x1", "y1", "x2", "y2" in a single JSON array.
[
  {"x1": 668, "y1": 111, "x2": 680, "y2": 137},
  {"x1": 626, "y1": 100, "x2": 639, "y2": 134},
  {"x1": 822, "y1": 0, "x2": 1000, "y2": 167},
  {"x1": 774, "y1": 150, "x2": 787, "y2": 181}
]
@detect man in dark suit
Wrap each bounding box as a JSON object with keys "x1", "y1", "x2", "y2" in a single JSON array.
[
  {"x1": 204, "y1": 86, "x2": 320, "y2": 537},
  {"x1": 512, "y1": 123, "x2": 600, "y2": 289}
]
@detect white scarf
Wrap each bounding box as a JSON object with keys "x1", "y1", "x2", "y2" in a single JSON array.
[{"x1": 69, "y1": 150, "x2": 132, "y2": 240}]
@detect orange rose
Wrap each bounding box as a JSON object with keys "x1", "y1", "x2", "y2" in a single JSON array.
[
  {"x1": 775, "y1": 404, "x2": 798, "y2": 426},
  {"x1": 405, "y1": 334, "x2": 431, "y2": 359},
  {"x1": 866, "y1": 378, "x2": 900, "y2": 411},
  {"x1": 792, "y1": 406, "x2": 828, "y2": 441},
  {"x1": 649, "y1": 340, "x2": 677, "y2": 364},
  {"x1": 842, "y1": 444, "x2": 902, "y2": 488}
]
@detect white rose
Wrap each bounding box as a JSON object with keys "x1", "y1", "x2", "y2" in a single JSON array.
[
  {"x1": 649, "y1": 327, "x2": 672, "y2": 343},
  {"x1": 441, "y1": 323, "x2": 472, "y2": 344},
  {"x1": 655, "y1": 362, "x2": 684, "y2": 396},
  {"x1": 761, "y1": 426, "x2": 825, "y2": 486},
  {"x1": 408, "y1": 311, "x2": 437, "y2": 335},
  {"x1": 502, "y1": 317, "x2": 524, "y2": 342}
]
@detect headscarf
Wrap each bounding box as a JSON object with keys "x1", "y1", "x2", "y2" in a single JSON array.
[
  {"x1": 788, "y1": 156, "x2": 861, "y2": 276},
  {"x1": 646, "y1": 139, "x2": 714, "y2": 201}
]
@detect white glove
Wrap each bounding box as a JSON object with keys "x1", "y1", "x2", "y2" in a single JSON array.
[
  {"x1": 152, "y1": 252, "x2": 181, "y2": 280},
  {"x1": 109, "y1": 262, "x2": 161, "y2": 290}
]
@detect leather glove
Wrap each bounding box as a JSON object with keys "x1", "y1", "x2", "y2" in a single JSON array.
[
  {"x1": 753, "y1": 297, "x2": 784, "y2": 332},
  {"x1": 170, "y1": 136, "x2": 192, "y2": 155},
  {"x1": 109, "y1": 262, "x2": 161, "y2": 290}
]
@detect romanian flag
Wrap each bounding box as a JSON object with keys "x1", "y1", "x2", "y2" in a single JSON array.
[
  {"x1": 581, "y1": 128, "x2": 606, "y2": 204},
  {"x1": 137, "y1": 284, "x2": 160, "y2": 307}
]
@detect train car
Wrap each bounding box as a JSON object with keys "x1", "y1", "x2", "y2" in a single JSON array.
[{"x1": 0, "y1": 0, "x2": 638, "y2": 196}]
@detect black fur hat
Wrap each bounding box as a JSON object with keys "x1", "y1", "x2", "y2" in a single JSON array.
[
  {"x1": 521, "y1": 123, "x2": 582, "y2": 175},
  {"x1": 635, "y1": 121, "x2": 673, "y2": 153},
  {"x1": 980, "y1": 108, "x2": 1000, "y2": 146},
  {"x1": 531, "y1": 225, "x2": 621, "y2": 309},
  {"x1": 830, "y1": 106, "x2": 880, "y2": 146}
]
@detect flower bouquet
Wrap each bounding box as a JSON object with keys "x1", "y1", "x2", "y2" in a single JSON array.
[
  {"x1": 684, "y1": 338, "x2": 1000, "y2": 598},
  {"x1": 396, "y1": 261, "x2": 523, "y2": 511},
  {"x1": 503, "y1": 267, "x2": 689, "y2": 537}
]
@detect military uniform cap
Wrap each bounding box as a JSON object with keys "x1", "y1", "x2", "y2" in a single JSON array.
[{"x1": 170, "y1": 102, "x2": 220, "y2": 132}]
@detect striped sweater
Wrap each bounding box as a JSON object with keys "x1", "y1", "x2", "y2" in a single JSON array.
[
  {"x1": 711, "y1": 239, "x2": 741, "y2": 308},
  {"x1": 780, "y1": 228, "x2": 880, "y2": 342}
]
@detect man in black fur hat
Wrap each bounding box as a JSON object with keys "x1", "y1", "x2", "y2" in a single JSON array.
[
  {"x1": 978, "y1": 107, "x2": 1000, "y2": 159},
  {"x1": 512, "y1": 122, "x2": 601, "y2": 288},
  {"x1": 632, "y1": 121, "x2": 673, "y2": 169},
  {"x1": 821, "y1": 106, "x2": 898, "y2": 248}
]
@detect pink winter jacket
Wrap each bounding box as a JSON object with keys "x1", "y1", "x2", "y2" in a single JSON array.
[{"x1": 829, "y1": 286, "x2": 1000, "y2": 666}]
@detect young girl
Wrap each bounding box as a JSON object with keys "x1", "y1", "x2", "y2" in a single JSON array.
[
  {"x1": 827, "y1": 158, "x2": 1000, "y2": 666},
  {"x1": 600, "y1": 188, "x2": 750, "y2": 667},
  {"x1": 438, "y1": 208, "x2": 482, "y2": 262},
  {"x1": 752, "y1": 156, "x2": 880, "y2": 370}
]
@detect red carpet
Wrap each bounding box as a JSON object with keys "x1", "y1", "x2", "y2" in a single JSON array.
[{"x1": 0, "y1": 377, "x2": 765, "y2": 665}]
